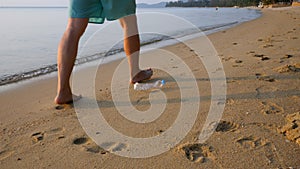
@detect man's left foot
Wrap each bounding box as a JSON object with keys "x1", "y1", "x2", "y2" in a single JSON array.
[{"x1": 54, "y1": 94, "x2": 82, "y2": 105}]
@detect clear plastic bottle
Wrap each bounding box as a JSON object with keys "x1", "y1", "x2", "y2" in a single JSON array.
[{"x1": 134, "y1": 80, "x2": 165, "y2": 91}]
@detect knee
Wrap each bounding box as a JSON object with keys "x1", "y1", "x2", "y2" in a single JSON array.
[
  {"x1": 119, "y1": 15, "x2": 137, "y2": 30},
  {"x1": 65, "y1": 19, "x2": 88, "y2": 39},
  {"x1": 65, "y1": 25, "x2": 85, "y2": 39}
]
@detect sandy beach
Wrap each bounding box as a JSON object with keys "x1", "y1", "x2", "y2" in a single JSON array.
[{"x1": 0, "y1": 7, "x2": 300, "y2": 168}]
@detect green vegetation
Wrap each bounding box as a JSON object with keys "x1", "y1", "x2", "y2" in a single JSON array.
[{"x1": 165, "y1": 0, "x2": 292, "y2": 7}]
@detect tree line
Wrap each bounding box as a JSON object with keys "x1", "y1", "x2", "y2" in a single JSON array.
[{"x1": 165, "y1": 0, "x2": 292, "y2": 7}]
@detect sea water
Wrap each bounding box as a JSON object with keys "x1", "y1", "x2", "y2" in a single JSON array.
[{"x1": 0, "y1": 7, "x2": 261, "y2": 86}]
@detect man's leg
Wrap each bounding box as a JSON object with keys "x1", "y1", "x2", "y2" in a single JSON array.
[
  {"x1": 119, "y1": 15, "x2": 152, "y2": 83},
  {"x1": 55, "y1": 18, "x2": 89, "y2": 104}
]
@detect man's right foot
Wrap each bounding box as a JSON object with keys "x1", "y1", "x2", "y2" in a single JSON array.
[{"x1": 131, "y1": 68, "x2": 153, "y2": 84}]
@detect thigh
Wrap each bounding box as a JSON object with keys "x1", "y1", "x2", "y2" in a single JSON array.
[
  {"x1": 69, "y1": 0, "x2": 103, "y2": 18},
  {"x1": 102, "y1": 0, "x2": 136, "y2": 21}
]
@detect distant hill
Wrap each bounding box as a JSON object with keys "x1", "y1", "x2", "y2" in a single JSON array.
[{"x1": 137, "y1": 2, "x2": 167, "y2": 8}]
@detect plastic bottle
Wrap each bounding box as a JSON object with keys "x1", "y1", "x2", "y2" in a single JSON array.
[{"x1": 134, "y1": 80, "x2": 165, "y2": 91}]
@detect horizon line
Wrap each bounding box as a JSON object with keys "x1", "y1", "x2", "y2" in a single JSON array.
[{"x1": 0, "y1": 6, "x2": 68, "y2": 8}]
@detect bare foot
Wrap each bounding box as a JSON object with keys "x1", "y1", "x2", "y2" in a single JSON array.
[
  {"x1": 54, "y1": 93, "x2": 82, "y2": 105},
  {"x1": 131, "y1": 68, "x2": 153, "y2": 84}
]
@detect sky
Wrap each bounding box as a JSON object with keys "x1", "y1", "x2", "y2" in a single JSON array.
[{"x1": 1, "y1": 0, "x2": 166, "y2": 7}]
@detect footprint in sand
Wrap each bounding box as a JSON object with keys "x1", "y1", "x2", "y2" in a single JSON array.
[
  {"x1": 31, "y1": 132, "x2": 44, "y2": 143},
  {"x1": 73, "y1": 137, "x2": 88, "y2": 145},
  {"x1": 262, "y1": 44, "x2": 274, "y2": 48},
  {"x1": 253, "y1": 54, "x2": 264, "y2": 58},
  {"x1": 221, "y1": 56, "x2": 233, "y2": 62},
  {"x1": 236, "y1": 136, "x2": 269, "y2": 149},
  {"x1": 45, "y1": 127, "x2": 65, "y2": 139},
  {"x1": 179, "y1": 143, "x2": 215, "y2": 163},
  {"x1": 73, "y1": 137, "x2": 109, "y2": 154},
  {"x1": 280, "y1": 54, "x2": 293, "y2": 61},
  {"x1": 232, "y1": 59, "x2": 243, "y2": 67},
  {"x1": 0, "y1": 149, "x2": 14, "y2": 161},
  {"x1": 55, "y1": 105, "x2": 64, "y2": 110},
  {"x1": 274, "y1": 63, "x2": 300, "y2": 73},
  {"x1": 215, "y1": 120, "x2": 239, "y2": 132},
  {"x1": 247, "y1": 51, "x2": 256, "y2": 54},
  {"x1": 226, "y1": 98, "x2": 235, "y2": 105},
  {"x1": 234, "y1": 59, "x2": 243, "y2": 64},
  {"x1": 100, "y1": 142, "x2": 128, "y2": 153},
  {"x1": 261, "y1": 56, "x2": 270, "y2": 61},
  {"x1": 136, "y1": 96, "x2": 148, "y2": 104},
  {"x1": 253, "y1": 54, "x2": 270, "y2": 61},
  {"x1": 47, "y1": 127, "x2": 64, "y2": 134},
  {"x1": 255, "y1": 73, "x2": 275, "y2": 82},
  {"x1": 255, "y1": 85, "x2": 278, "y2": 99},
  {"x1": 236, "y1": 136, "x2": 281, "y2": 165},
  {"x1": 260, "y1": 102, "x2": 284, "y2": 115},
  {"x1": 31, "y1": 127, "x2": 65, "y2": 143},
  {"x1": 278, "y1": 112, "x2": 300, "y2": 145}
]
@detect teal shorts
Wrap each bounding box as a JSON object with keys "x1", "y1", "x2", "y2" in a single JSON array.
[{"x1": 69, "y1": 0, "x2": 136, "y2": 24}]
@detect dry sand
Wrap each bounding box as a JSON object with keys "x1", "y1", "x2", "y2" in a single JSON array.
[{"x1": 0, "y1": 7, "x2": 300, "y2": 169}]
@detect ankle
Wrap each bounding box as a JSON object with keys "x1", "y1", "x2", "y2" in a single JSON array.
[
  {"x1": 57, "y1": 85, "x2": 72, "y2": 95},
  {"x1": 131, "y1": 68, "x2": 141, "y2": 79}
]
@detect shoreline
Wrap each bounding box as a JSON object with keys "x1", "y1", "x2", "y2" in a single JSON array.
[
  {"x1": 0, "y1": 7, "x2": 300, "y2": 168},
  {"x1": 0, "y1": 23, "x2": 244, "y2": 87},
  {"x1": 0, "y1": 7, "x2": 261, "y2": 87}
]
